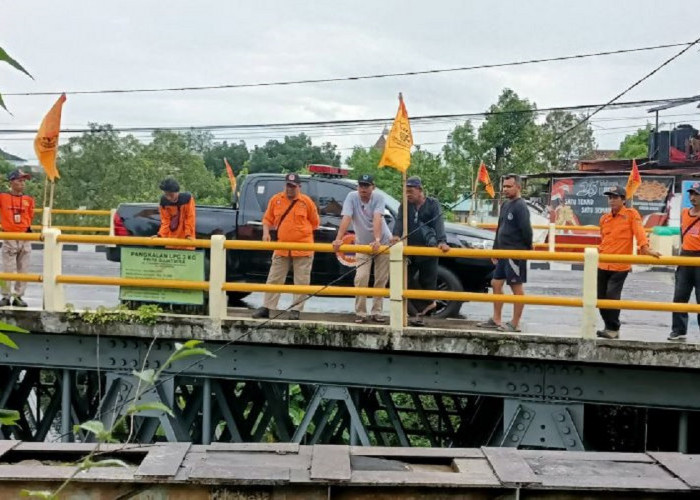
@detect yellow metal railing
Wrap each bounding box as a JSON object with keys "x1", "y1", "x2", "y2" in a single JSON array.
[{"x1": 4, "y1": 230, "x2": 699, "y2": 338}]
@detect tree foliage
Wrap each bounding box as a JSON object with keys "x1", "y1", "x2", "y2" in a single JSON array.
[
  {"x1": 248, "y1": 133, "x2": 340, "y2": 174},
  {"x1": 615, "y1": 126, "x2": 651, "y2": 159},
  {"x1": 540, "y1": 110, "x2": 595, "y2": 170},
  {"x1": 0, "y1": 46, "x2": 33, "y2": 113}
]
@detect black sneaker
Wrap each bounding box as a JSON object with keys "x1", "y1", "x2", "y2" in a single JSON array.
[
  {"x1": 668, "y1": 331, "x2": 687, "y2": 341},
  {"x1": 11, "y1": 297, "x2": 27, "y2": 307},
  {"x1": 0, "y1": 297, "x2": 10, "y2": 307},
  {"x1": 288, "y1": 310, "x2": 300, "y2": 321},
  {"x1": 251, "y1": 307, "x2": 269, "y2": 319}
]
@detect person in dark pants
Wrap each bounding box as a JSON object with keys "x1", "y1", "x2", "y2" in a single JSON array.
[
  {"x1": 669, "y1": 181, "x2": 700, "y2": 341},
  {"x1": 478, "y1": 174, "x2": 533, "y2": 332},
  {"x1": 391, "y1": 176, "x2": 450, "y2": 326},
  {"x1": 596, "y1": 185, "x2": 660, "y2": 339}
]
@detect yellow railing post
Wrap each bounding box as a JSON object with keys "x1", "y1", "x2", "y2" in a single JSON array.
[
  {"x1": 43, "y1": 227, "x2": 65, "y2": 312},
  {"x1": 548, "y1": 223, "x2": 556, "y2": 253},
  {"x1": 208, "y1": 235, "x2": 227, "y2": 320},
  {"x1": 109, "y1": 208, "x2": 116, "y2": 237},
  {"x1": 389, "y1": 242, "x2": 404, "y2": 333},
  {"x1": 581, "y1": 247, "x2": 599, "y2": 339}
]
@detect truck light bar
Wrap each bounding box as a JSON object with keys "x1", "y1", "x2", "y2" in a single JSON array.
[{"x1": 308, "y1": 164, "x2": 349, "y2": 177}]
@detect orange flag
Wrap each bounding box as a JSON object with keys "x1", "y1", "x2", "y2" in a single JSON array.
[
  {"x1": 626, "y1": 159, "x2": 642, "y2": 199},
  {"x1": 378, "y1": 93, "x2": 413, "y2": 173},
  {"x1": 476, "y1": 162, "x2": 495, "y2": 198},
  {"x1": 224, "y1": 157, "x2": 236, "y2": 194},
  {"x1": 34, "y1": 93, "x2": 66, "y2": 182}
]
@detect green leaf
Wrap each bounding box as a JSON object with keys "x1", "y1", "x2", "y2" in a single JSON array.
[
  {"x1": 0, "y1": 408, "x2": 20, "y2": 426},
  {"x1": 20, "y1": 490, "x2": 54, "y2": 498},
  {"x1": 126, "y1": 401, "x2": 174, "y2": 417},
  {"x1": 0, "y1": 322, "x2": 29, "y2": 334},
  {"x1": 167, "y1": 347, "x2": 215, "y2": 366},
  {"x1": 0, "y1": 92, "x2": 9, "y2": 114},
  {"x1": 132, "y1": 368, "x2": 156, "y2": 385},
  {"x1": 73, "y1": 420, "x2": 115, "y2": 442},
  {"x1": 180, "y1": 339, "x2": 204, "y2": 350},
  {"x1": 0, "y1": 332, "x2": 18, "y2": 349},
  {"x1": 0, "y1": 47, "x2": 33, "y2": 79}
]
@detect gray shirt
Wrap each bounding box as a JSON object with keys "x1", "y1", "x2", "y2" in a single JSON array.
[{"x1": 341, "y1": 191, "x2": 392, "y2": 245}]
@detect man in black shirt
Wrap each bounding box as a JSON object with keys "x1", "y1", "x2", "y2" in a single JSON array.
[
  {"x1": 391, "y1": 176, "x2": 450, "y2": 326},
  {"x1": 478, "y1": 174, "x2": 533, "y2": 332}
]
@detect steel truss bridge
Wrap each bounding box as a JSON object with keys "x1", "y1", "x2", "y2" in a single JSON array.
[{"x1": 1, "y1": 311, "x2": 699, "y2": 452}]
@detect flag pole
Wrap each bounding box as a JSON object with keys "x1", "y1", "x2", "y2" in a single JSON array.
[
  {"x1": 48, "y1": 180, "x2": 55, "y2": 227},
  {"x1": 41, "y1": 176, "x2": 49, "y2": 229},
  {"x1": 402, "y1": 169, "x2": 408, "y2": 327},
  {"x1": 469, "y1": 165, "x2": 479, "y2": 222}
]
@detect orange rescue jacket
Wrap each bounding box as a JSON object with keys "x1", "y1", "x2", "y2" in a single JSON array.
[
  {"x1": 263, "y1": 192, "x2": 319, "y2": 257},
  {"x1": 598, "y1": 206, "x2": 648, "y2": 272}
]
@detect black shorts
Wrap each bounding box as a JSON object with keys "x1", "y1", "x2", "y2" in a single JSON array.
[{"x1": 493, "y1": 258, "x2": 527, "y2": 284}]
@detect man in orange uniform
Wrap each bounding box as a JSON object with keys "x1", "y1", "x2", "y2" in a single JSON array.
[
  {"x1": 252, "y1": 173, "x2": 319, "y2": 321},
  {"x1": 0, "y1": 169, "x2": 35, "y2": 307},
  {"x1": 154, "y1": 178, "x2": 196, "y2": 247},
  {"x1": 668, "y1": 182, "x2": 700, "y2": 341},
  {"x1": 596, "y1": 185, "x2": 660, "y2": 339}
]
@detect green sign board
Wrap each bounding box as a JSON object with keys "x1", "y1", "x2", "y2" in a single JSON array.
[{"x1": 119, "y1": 247, "x2": 205, "y2": 305}]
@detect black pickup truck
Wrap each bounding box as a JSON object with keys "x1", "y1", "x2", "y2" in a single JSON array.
[{"x1": 107, "y1": 171, "x2": 495, "y2": 317}]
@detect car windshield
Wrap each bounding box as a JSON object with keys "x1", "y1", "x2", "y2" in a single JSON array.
[{"x1": 375, "y1": 187, "x2": 400, "y2": 212}]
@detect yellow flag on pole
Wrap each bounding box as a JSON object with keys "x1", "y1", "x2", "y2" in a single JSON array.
[
  {"x1": 34, "y1": 93, "x2": 66, "y2": 181},
  {"x1": 378, "y1": 93, "x2": 413, "y2": 173}
]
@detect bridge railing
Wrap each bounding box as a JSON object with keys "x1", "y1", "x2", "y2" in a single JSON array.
[{"x1": 3, "y1": 228, "x2": 699, "y2": 338}]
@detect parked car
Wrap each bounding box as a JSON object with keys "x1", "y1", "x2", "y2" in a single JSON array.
[{"x1": 108, "y1": 167, "x2": 495, "y2": 317}]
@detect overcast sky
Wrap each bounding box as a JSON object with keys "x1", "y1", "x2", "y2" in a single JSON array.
[{"x1": 2, "y1": 0, "x2": 700, "y2": 162}]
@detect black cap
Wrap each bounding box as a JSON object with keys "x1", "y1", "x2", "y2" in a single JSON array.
[
  {"x1": 7, "y1": 169, "x2": 30, "y2": 182},
  {"x1": 688, "y1": 181, "x2": 700, "y2": 194},
  {"x1": 358, "y1": 174, "x2": 374, "y2": 185},
  {"x1": 285, "y1": 173, "x2": 301, "y2": 185},
  {"x1": 406, "y1": 176, "x2": 423, "y2": 188},
  {"x1": 159, "y1": 178, "x2": 180, "y2": 193},
  {"x1": 603, "y1": 185, "x2": 626, "y2": 198}
]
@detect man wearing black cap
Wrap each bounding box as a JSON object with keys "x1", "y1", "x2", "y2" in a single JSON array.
[
  {"x1": 391, "y1": 175, "x2": 450, "y2": 326},
  {"x1": 154, "y1": 178, "x2": 196, "y2": 248},
  {"x1": 253, "y1": 173, "x2": 319, "y2": 320},
  {"x1": 0, "y1": 169, "x2": 34, "y2": 307},
  {"x1": 669, "y1": 181, "x2": 700, "y2": 341},
  {"x1": 333, "y1": 174, "x2": 392, "y2": 323},
  {"x1": 597, "y1": 184, "x2": 660, "y2": 339}
]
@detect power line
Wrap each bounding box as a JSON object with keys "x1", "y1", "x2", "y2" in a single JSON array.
[
  {"x1": 0, "y1": 95, "x2": 695, "y2": 136},
  {"x1": 4, "y1": 41, "x2": 693, "y2": 97}
]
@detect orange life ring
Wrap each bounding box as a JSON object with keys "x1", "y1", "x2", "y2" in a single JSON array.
[{"x1": 336, "y1": 233, "x2": 358, "y2": 267}]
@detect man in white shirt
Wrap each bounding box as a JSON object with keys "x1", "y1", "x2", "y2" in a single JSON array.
[{"x1": 333, "y1": 174, "x2": 392, "y2": 323}]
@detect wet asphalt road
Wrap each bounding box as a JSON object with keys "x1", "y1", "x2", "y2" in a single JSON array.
[{"x1": 12, "y1": 249, "x2": 692, "y2": 343}]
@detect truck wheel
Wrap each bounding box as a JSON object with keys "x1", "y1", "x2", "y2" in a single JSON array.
[
  {"x1": 227, "y1": 291, "x2": 251, "y2": 306},
  {"x1": 433, "y1": 266, "x2": 463, "y2": 319}
]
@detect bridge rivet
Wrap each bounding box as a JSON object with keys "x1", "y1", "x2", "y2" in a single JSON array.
[
  {"x1": 561, "y1": 367, "x2": 569, "y2": 375},
  {"x1": 560, "y1": 387, "x2": 569, "y2": 396},
  {"x1": 109, "y1": 358, "x2": 115, "y2": 366},
  {"x1": 387, "y1": 377, "x2": 392, "y2": 382},
  {"x1": 521, "y1": 384, "x2": 529, "y2": 392},
  {"x1": 574, "y1": 367, "x2": 583, "y2": 375},
  {"x1": 556, "y1": 414, "x2": 565, "y2": 422},
  {"x1": 121, "y1": 359, "x2": 126, "y2": 367},
  {"x1": 517, "y1": 424, "x2": 525, "y2": 431},
  {"x1": 563, "y1": 427, "x2": 571, "y2": 434},
  {"x1": 521, "y1": 365, "x2": 530, "y2": 373},
  {"x1": 534, "y1": 385, "x2": 542, "y2": 393},
  {"x1": 109, "y1": 340, "x2": 116, "y2": 348},
  {"x1": 508, "y1": 363, "x2": 516, "y2": 372},
  {"x1": 522, "y1": 412, "x2": 531, "y2": 420},
  {"x1": 547, "y1": 386, "x2": 555, "y2": 395},
  {"x1": 121, "y1": 340, "x2": 128, "y2": 348},
  {"x1": 507, "y1": 383, "x2": 516, "y2": 391},
  {"x1": 567, "y1": 439, "x2": 576, "y2": 447},
  {"x1": 511, "y1": 436, "x2": 519, "y2": 442},
  {"x1": 130, "y1": 360, "x2": 137, "y2": 368},
  {"x1": 574, "y1": 387, "x2": 583, "y2": 396},
  {"x1": 331, "y1": 363, "x2": 336, "y2": 369}
]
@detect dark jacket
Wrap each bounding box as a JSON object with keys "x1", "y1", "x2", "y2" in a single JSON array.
[
  {"x1": 494, "y1": 198, "x2": 533, "y2": 250},
  {"x1": 393, "y1": 196, "x2": 447, "y2": 247}
]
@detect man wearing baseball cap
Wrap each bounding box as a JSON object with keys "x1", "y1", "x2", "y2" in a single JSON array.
[
  {"x1": 0, "y1": 169, "x2": 35, "y2": 307},
  {"x1": 668, "y1": 181, "x2": 700, "y2": 341},
  {"x1": 332, "y1": 174, "x2": 392, "y2": 323},
  {"x1": 596, "y1": 184, "x2": 660, "y2": 339},
  {"x1": 390, "y1": 175, "x2": 450, "y2": 326},
  {"x1": 253, "y1": 172, "x2": 319, "y2": 320}
]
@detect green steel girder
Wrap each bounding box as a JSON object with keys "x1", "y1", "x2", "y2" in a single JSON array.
[{"x1": 3, "y1": 333, "x2": 700, "y2": 410}]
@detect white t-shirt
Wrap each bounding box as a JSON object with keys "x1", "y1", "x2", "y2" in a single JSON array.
[{"x1": 341, "y1": 191, "x2": 392, "y2": 245}]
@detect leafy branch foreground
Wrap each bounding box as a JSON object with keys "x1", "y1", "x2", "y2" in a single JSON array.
[{"x1": 20, "y1": 339, "x2": 215, "y2": 499}]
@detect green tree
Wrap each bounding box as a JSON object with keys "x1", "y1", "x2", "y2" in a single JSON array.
[
  {"x1": 248, "y1": 134, "x2": 340, "y2": 173},
  {"x1": 203, "y1": 140, "x2": 250, "y2": 177},
  {"x1": 442, "y1": 120, "x2": 483, "y2": 198},
  {"x1": 345, "y1": 146, "x2": 402, "y2": 199},
  {"x1": 540, "y1": 110, "x2": 596, "y2": 171},
  {"x1": 477, "y1": 88, "x2": 540, "y2": 179},
  {"x1": 615, "y1": 125, "x2": 651, "y2": 159}
]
